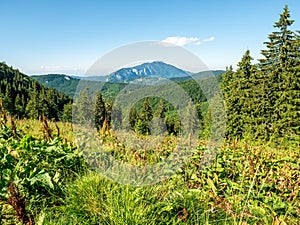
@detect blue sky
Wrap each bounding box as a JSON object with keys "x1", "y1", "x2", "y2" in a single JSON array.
[{"x1": 1, "y1": 0, "x2": 299, "y2": 75}]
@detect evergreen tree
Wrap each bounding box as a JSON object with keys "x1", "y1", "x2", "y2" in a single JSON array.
[
  {"x1": 195, "y1": 102, "x2": 204, "y2": 137},
  {"x1": 129, "y1": 107, "x2": 138, "y2": 131},
  {"x1": 14, "y1": 94, "x2": 25, "y2": 118},
  {"x1": 0, "y1": 62, "x2": 71, "y2": 120},
  {"x1": 259, "y1": 5, "x2": 298, "y2": 71},
  {"x1": 151, "y1": 99, "x2": 166, "y2": 135},
  {"x1": 222, "y1": 50, "x2": 254, "y2": 137},
  {"x1": 74, "y1": 89, "x2": 93, "y2": 126},
  {"x1": 111, "y1": 104, "x2": 122, "y2": 130},
  {"x1": 61, "y1": 103, "x2": 73, "y2": 122},
  {"x1": 135, "y1": 97, "x2": 153, "y2": 135},
  {"x1": 45, "y1": 89, "x2": 59, "y2": 120},
  {"x1": 154, "y1": 99, "x2": 166, "y2": 118},
  {"x1": 181, "y1": 100, "x2": 199, "y2": 137},
  {"x1": 2, "y1": 85, "x2": 13, "y2": 114},
  {"x1": 94, "y1": 91, "x2": 106, "y2": 131},
  {"x1": 26, "y1": 83, "x2": 40, "y2": 119},
  {"x1": 164, "y1": 110, "x2": 181, "y2": 135},
  {"x1": 257, "y1": 6, "x2": 300, "y2": 139},
  {"x1": 105, "y1": 101, "x2": 112, "y2": 128}
]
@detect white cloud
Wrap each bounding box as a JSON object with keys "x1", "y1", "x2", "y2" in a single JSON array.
[
  {"x1": 203, "y1": 36, "x2": 215, "y2": 42},
  {"x1": 162, "y1": 36, "x2": 201, "y2": 46},
  {"x1": 161, "y1": 36, "x2": 215, "y2": 47}
]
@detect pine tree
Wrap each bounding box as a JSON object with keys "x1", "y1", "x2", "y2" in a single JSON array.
[
  {"x1": 105, "y1": 101, "x2": 112, "y2": 128},
  {"x1": 26, "y1": 83, "x2": 40, "y2": 119},
  {"x1": 61, "y1": 103, "x2": 73, "y2": 122},
  {"x1": 74, "y1": 89, "x2": 93, "y2": 126},
  {"x1": 45, "y1": 89, "x2": 59, "y2": 120},
  {"x1": 181, "y1": 100, "x2": 199, "y2": 138},
  {"x1": 129, "y1": 107, "x2": 138, "y2": 130},
  {"x1": 222, "y1": 50, "x2": 254, "y2": 137},
  {"x1": 111, "y1": 104, "x2": 122, "y2": 130},
  {"x1": 195, "y1": 102, "x2": 204, "y2": 137},
  {"x1": 259, "y1": 5, "x2": 298, "y2": 71},
  {"x1": 2, "y1": 85, "x2": 13, "y2": 114},
  {"x1": 94, "y1": 91, "x2": 106, "y2": 131},
  {"x1": 164, "y1": 110, "x2": 181, "y2": 135},
  {"x1": 151, "y1": 99, "x2": 166, "y2": 135},
  {"x1": 135, "y1": 97, "x2": 153, "y2": 135},
  {"x1": 14, "y1": 94, "x2": 24, "y2": 118},
  {"x1": 257, "y1": 6, "x2": 300, "y2": 140},
  {"x1": 154, "y1": 99, "x2": 166, "y2": 118},
  {"x1": 221, "y1": 66, "x2": 234, "y2": 96}
]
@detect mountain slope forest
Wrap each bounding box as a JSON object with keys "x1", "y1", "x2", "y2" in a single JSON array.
[
  {"x1": 0, "y1": 63, "x2": 71, "y2": 120},
  {"x1": 0, "y1": 5, "x2": 299, "y2": 225}
]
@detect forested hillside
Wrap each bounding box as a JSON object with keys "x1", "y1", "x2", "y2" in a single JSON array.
[
  {"x1": 0, "y1": 63, "x2": 71, "y2": 120},
  {"x1": 31, "y1": 74, "x2": 79, "y2": 97}
]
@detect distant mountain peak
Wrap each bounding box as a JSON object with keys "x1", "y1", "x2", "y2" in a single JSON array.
[{"x1": 106, "y1": 61, "x2": 191, "y2": 82}]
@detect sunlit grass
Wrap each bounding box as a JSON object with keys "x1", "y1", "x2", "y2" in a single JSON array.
[
  {"x1": 1, "y1": 119, "x2": 299, "y2": 224},
  {"x1": 15, "y1": 118, "x2": 75, "y2": 143}
]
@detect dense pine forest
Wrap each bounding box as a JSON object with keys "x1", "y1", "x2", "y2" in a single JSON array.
[
  {"x1": 0, "y1": 5, "x2": 299, "y2": 225},
  {"x1": 0, "y1": 63, "x2": 71, "y2": 120}
]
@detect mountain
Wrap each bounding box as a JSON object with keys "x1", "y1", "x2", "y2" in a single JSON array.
[
  {"x1": 0, "y1": 62, "x2": 71, "y2": 120},
  {"x1": 32, "y1": 74, "x2": 127, "y2": 99},
  {"x1": 31, "y1": 74, "x2": 80, "y2": 97},
  {"x1": 170, "y1": 70, "x2": 225, "y2": 82},
  {"x1": 31, "y1": 62, "x2": 225, "y2": 101},
  {"x1": 106, "y1": 61, "x2": 191, "y2": 82}
]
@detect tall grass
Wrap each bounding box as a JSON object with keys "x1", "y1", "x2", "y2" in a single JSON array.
[
  {"x1": 1, "y1": 119, "x2": 299, "y2": 224},
  {"x1": 39, "y1": 142, "x2": 300, "y2": 224}
]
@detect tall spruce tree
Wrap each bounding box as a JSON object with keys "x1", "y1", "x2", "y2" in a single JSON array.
[
  {"x1": 129, "y1": 107, "x2": 138, "y2": 131},
  {"x1": 151, "y1": 99, "x2": 166, "y2": 135},
  {"x1": 181, "y1": 100, "x2": 199, "y2": 137},
  {"x1": 94, "y1": 91, "x2": 106, "y2": 131},
  {"x1": 135, "y1": 97, "x2": 153, "y2": 135},
  {"x1": 258, "y1": 5, "x2": 300, "y2": 140},
  {"x1": 222, "y1": 50, "x2": 254, "y2": 137},
  {"x1": 75, "y1": 89, "x2": 93, "y2": 126},
  {"x1": 26, "y1": 83, "x2": 40, "y2": 119},
  {"x1": 259, "y1": 5, "x2": 298, "y2": 71}
]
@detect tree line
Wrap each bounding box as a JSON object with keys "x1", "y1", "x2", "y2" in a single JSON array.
[{"x1": 222, "y1": 5, "x2": 300, "y2": 142}]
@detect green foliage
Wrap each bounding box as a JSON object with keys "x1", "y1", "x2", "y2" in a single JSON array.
[
  {"x1": 31, "y1": 75, "x2": 80, "y2": 97},
  {"x1": 129, "y1": 107, "x2": 138, "y2": 131},
  {"x1": 36, "y1": 141, "x2": 300, "y2": 225},
  {"x1": 181, "y1": 101, "x2": 199, "y2": 137},
  {"x1": 0, "y1": 124, "x2": 86, "y2": 224},
  {"x1": 222, "y1": 5, "x2": 300, "y2": 142},
  {"x1": 32, "y1": 74, "x2": 127, "y2": 101},
  {"x1": 73, "y1": 89, "x2": 93, "y2": 126},
  {"x1": 135, "y1": 97, "x2": 153, "y2": 135},
  {"x1": 223, "y1": 50, "x2": 255, "y2": 137},
  {"x1": 164, "y1": 110, "x2": 181, "y2": 135},
  {"x1": 0, "y1": 63, "x2": 71, "y2": 120},
  {"x1": 94, "y1": 92, "x2": 106, "y2": 131},
  {"x1": 61, "y1": 103, "x2": 73, "y2": 123}
]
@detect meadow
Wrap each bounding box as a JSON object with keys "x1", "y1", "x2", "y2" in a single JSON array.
[{"x1": 1, "y1": 118, "x2": 299, "y2": 225}]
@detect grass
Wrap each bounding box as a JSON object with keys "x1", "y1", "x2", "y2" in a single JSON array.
[
  {"x1": 1, "y1": 119, "x2": 299, "y2": 224},
  {"x1": 39, "y1": 142, "x2": 300, "y2": 224},
  {"x1": 14, "y1": 118, "x2": 75, "y2": 143}
]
